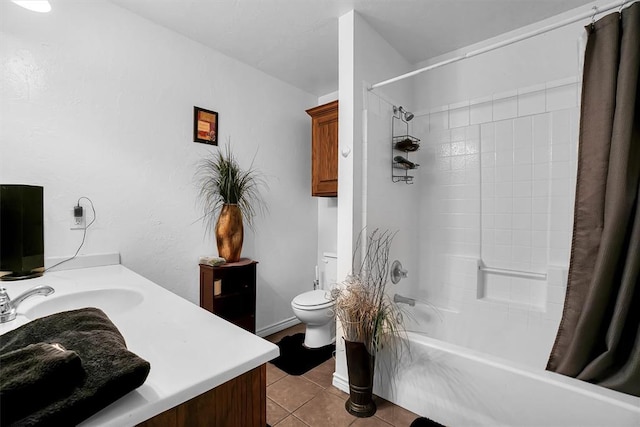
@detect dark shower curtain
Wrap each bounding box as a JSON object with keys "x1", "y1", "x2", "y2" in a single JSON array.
[{"x1": 547, "y1": 2, "x2": 640, "y2": 397}]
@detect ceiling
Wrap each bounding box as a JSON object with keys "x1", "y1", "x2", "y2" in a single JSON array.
[{"x1": 109, "y1": 0, "x2": 595, "y2": 96}]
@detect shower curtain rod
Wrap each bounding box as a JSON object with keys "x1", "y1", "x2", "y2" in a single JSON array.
[{"x1": 369, "y1": 0, "x2": 635, "y2": 90}]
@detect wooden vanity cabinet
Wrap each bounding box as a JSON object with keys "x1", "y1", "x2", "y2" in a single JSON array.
[
  {"x1": 199, "y1": 258, "x2": 257, "y2": 333},
  {"x1": 306, "y1": 100, "x2": 338, "y2": 197},
  {"x1": 137, "y1": 364, "x2": 266, "y2": 427}
]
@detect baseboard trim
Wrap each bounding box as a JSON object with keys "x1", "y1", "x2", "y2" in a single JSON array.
[
  {"x1": 256, "y1": 316, "x2": 300, "y2": 338},
  {"x1": 332, "y1": 372, "x2": 349, "y2": 393}
]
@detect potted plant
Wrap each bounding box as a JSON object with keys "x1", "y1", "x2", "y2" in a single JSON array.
[
  {"x1": 331, "y1": 229, "x2": 406, "y2": 418},
  {"x1": 197, "y1": 144, "x2": 266, "y2": 263}
]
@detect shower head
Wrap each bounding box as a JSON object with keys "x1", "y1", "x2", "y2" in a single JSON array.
[
  {"x1": 394, "y1": 106, "x2": 414, "y2": 121},
  {"x1": 399, "y1": 106, "x2": 414, "y2": 121}
]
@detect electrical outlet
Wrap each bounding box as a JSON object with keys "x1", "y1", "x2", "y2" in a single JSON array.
[{"x1": 70, "y1": 208, "x2": 85, "y2": 230}]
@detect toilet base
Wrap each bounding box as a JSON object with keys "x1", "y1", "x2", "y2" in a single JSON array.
[{"x1": 303, "y1": 322, "x2": 336, "y2": 348}]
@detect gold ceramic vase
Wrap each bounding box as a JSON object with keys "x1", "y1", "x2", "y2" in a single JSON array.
[{"x1": 215, "y1": 204, "x2": 244, "y2": 262}]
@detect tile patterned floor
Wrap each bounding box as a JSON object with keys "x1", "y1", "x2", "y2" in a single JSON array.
[{"x1": 265, "y1": 325, "x2": 420, "y2": 427}]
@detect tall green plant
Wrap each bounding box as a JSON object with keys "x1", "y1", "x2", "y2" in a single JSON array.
[{"x1": 196, "y1": 144, "x2": 266, "y2": 232}]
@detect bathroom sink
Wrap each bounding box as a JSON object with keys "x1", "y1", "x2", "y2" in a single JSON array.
[{"x1": 23, "y1": 288, "x2": 144, "y2": 320}]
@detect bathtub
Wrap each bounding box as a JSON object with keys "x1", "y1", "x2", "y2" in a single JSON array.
[{"x1": 368, "y1": 324, "x2": 640, "y2": 426}]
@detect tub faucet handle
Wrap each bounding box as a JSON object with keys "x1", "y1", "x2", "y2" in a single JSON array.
[{"x1": 390, "y1": 260, "x2": 408, "y2": 284}]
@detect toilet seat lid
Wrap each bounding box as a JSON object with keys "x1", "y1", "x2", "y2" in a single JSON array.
[{"x1": 292, "y1": 290, "x2": 334, "y2": 308}]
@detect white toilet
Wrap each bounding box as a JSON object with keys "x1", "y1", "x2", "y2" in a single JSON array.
[{"x1": 291, "y1": 253, "x2": 337, "y2": 348}]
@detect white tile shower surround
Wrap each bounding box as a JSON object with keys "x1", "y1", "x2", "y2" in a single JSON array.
[{"x1": 406, "y1": 77, "x2": 580, "y2": 368}]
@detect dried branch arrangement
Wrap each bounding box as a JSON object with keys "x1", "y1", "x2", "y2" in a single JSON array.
[{"x1": 331, "y1": 229, "x2": 406, "y2": 355}]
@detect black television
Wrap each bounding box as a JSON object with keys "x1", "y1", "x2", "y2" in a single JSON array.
[{"x1": 0, "y1": 185, "x2": 44, "y2": 281}]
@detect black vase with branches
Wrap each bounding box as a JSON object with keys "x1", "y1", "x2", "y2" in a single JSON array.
[{"x1": 331, "y1": 229, "x2": 406, "y2": 417}]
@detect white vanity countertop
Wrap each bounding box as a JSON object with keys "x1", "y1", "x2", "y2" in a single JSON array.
[{"x1": 0, "y1": 264, "x2": 280, "y2": 426}]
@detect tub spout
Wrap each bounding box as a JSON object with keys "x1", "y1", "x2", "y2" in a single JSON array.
[
  {"x1": 393, "y1": 293, "x2": 415, "y2": 307},
  {"x1": 0, "y1": 285, "x2": 55, "y2": 323}
]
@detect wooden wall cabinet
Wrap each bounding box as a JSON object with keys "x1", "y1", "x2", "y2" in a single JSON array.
[
  {"x1": 306, "y1": 100, "x2": 338, "y2": 197},
  {"x1": 199, "y1": 259, "x2": 257, "y2": 333}
]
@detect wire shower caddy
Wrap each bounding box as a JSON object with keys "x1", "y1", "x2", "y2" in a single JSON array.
[{"x1": 391, "y1": 106, "x2": 420, "y2": 183}]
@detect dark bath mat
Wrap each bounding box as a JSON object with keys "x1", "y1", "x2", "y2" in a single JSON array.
[
  {"x1": 269, "y1": 333, "x2": 334, "y2": 376},
  {"x1": 411, "y1": 416, "x2": 446, "y2": 427}
]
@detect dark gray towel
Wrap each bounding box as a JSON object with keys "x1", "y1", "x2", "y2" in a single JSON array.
[
  {"x1": 0, "y1": 307, "x2": 151, "y2": 426},
  {"x1": 1, "y1": 342, "x2": 85, "y2": 423}
]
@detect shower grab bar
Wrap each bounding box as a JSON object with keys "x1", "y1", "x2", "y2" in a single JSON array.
[
  {"x1": 393, "y1": 293, "x2": 416, "y2": 307},
  {"x1": 479, "y1": 265, "x2": 547, "y2": 281}
]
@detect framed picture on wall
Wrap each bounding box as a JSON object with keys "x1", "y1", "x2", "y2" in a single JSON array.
[{"x1": 194, "y1": 106, "x2": 218, "y2": 145}]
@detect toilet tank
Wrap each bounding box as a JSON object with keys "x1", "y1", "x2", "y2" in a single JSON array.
[{"x1": 320, "y1": 252, "x2": 338, "y2": 290}]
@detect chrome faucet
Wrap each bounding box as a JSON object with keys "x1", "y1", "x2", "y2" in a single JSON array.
[{"x1": 0, "y1": 285, "x2": 55, "y2": 323}]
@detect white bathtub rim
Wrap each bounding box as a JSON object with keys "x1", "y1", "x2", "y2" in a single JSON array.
[
  {"x1": 405, "y1": 331, "x2": 640, "y2": 413},
  {"x1": 333, "y1": 367, "x2": 508, "y2": 426}
]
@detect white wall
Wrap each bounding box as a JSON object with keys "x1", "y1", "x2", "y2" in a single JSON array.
[
  {"x1": 364, "y1": 94, "x2": 421, "y2": 304},
  {"x1": 0, "y1": 0, "x2": 318, "y2": 334},
  {"x1": 356, "y1": 0, "x2": 604, "y2": 346},
  {"x1": 334, "y1": 9, "x2": 414, "y2": 385},
  {"x1": 337, "y1": 11, "x2": 415, "y2": 278},
  {"x1": 412, "y1": 81, "x2": 579, "y2": 367},
  {"x1": 410, "y1": 1, "x2": 603, "y2": 111},
  {"x1": 362, "y1": 0, "x2": 624, "y2": 393},
  {"x1": 315, "y1": 90, "x2": 338, "y2": 278},
  {"x1": 354, "y1": 1, "x2": 606, "y2": 417},
  {"x1": 402, "y1": 2, "x2": 592, "y2": 366}
]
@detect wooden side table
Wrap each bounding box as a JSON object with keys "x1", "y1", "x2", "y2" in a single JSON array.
[{"x1": 199, "y1": 258, "x2": 257, "y2": 333}]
